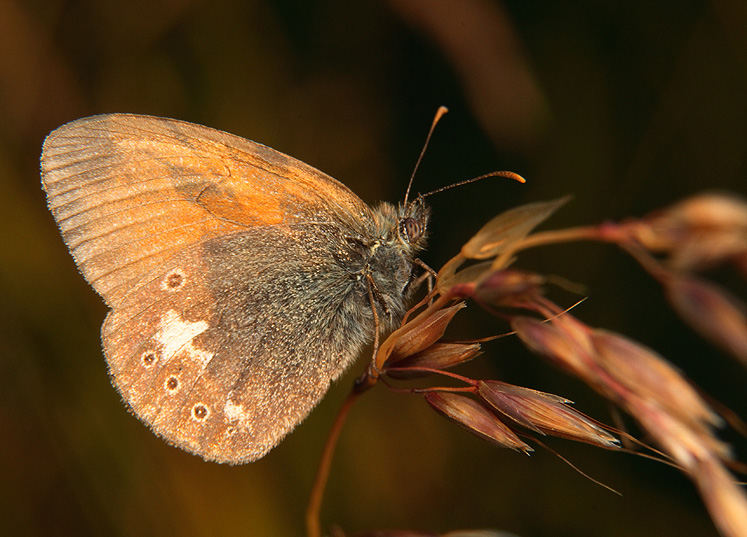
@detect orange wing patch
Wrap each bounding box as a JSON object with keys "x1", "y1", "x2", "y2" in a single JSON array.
[{"x1": 41, "y1": 114, "x2": 371, "y2": 308}]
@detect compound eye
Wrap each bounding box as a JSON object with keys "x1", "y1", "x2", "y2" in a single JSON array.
[{"x1": 401, "y1": 217, "x2": 422, "y2": 243}]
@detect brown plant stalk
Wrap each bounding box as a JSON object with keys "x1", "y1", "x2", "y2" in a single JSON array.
[{"x1": 307, "y1": 192, "x2": 747, "y2": 537}]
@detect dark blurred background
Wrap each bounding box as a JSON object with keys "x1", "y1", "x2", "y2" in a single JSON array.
[{"x1": 1, "y1": 1, "x2": 746, "y2": 536}]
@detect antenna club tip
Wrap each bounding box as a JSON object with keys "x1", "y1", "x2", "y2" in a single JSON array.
[{"x1": 497, "y1": 171, "x2": 527, "y2": 184}]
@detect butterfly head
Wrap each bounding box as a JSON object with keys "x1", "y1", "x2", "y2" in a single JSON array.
[{"x1": 398, "y1": 196, "x2": 429, "y2": 249}]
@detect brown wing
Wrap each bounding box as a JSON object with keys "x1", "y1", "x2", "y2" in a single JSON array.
[
  {"x1": 100, "y1": 225, "x2": 370, "y2": 463},
  {"x1": 40, "y1": 114, "x2": 377, "y2": 463},
  {"x1": 40, "y1": 114, "x2": 372, "y2": 308}
]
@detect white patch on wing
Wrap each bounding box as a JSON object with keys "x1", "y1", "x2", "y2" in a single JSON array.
[
  {"x1": 224, "y1": 400, "x2": 248, "y2": 422},
  {"x1": 155, "y1": 310, "x2": 214, "y2": 367}
]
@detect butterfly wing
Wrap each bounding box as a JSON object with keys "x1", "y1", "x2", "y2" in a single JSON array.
[
  {"x1": 41, "y1": 114, "x2": 376, "y2": 463},
  {"x1": 41, "y1": 114, "x2": 372, "y2": 307}
]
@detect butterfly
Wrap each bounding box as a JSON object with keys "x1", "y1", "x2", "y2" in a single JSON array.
[{"x1": 41, "y1": 114, "x2": 429, "y2": 463}]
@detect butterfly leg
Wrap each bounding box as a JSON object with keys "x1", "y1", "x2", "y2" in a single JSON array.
[
  {"x1": 412, "y1": 257, "x2": 437, "y2": 301},
  {"x1": 364, "y1": 272, "x2": 386, "y2": 378}
]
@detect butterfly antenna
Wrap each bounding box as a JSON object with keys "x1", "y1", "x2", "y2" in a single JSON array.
[
  {"x1": 421, "y1": 170, "x2": 526, "y2": 199},
  {"x1": 404, "y1": 106, "x2": 450, "y2": 205}
]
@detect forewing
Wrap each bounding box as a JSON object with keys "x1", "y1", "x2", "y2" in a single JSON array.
[{"x1": 40, "y1": 113, "x2": 371, "y2": 308}]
